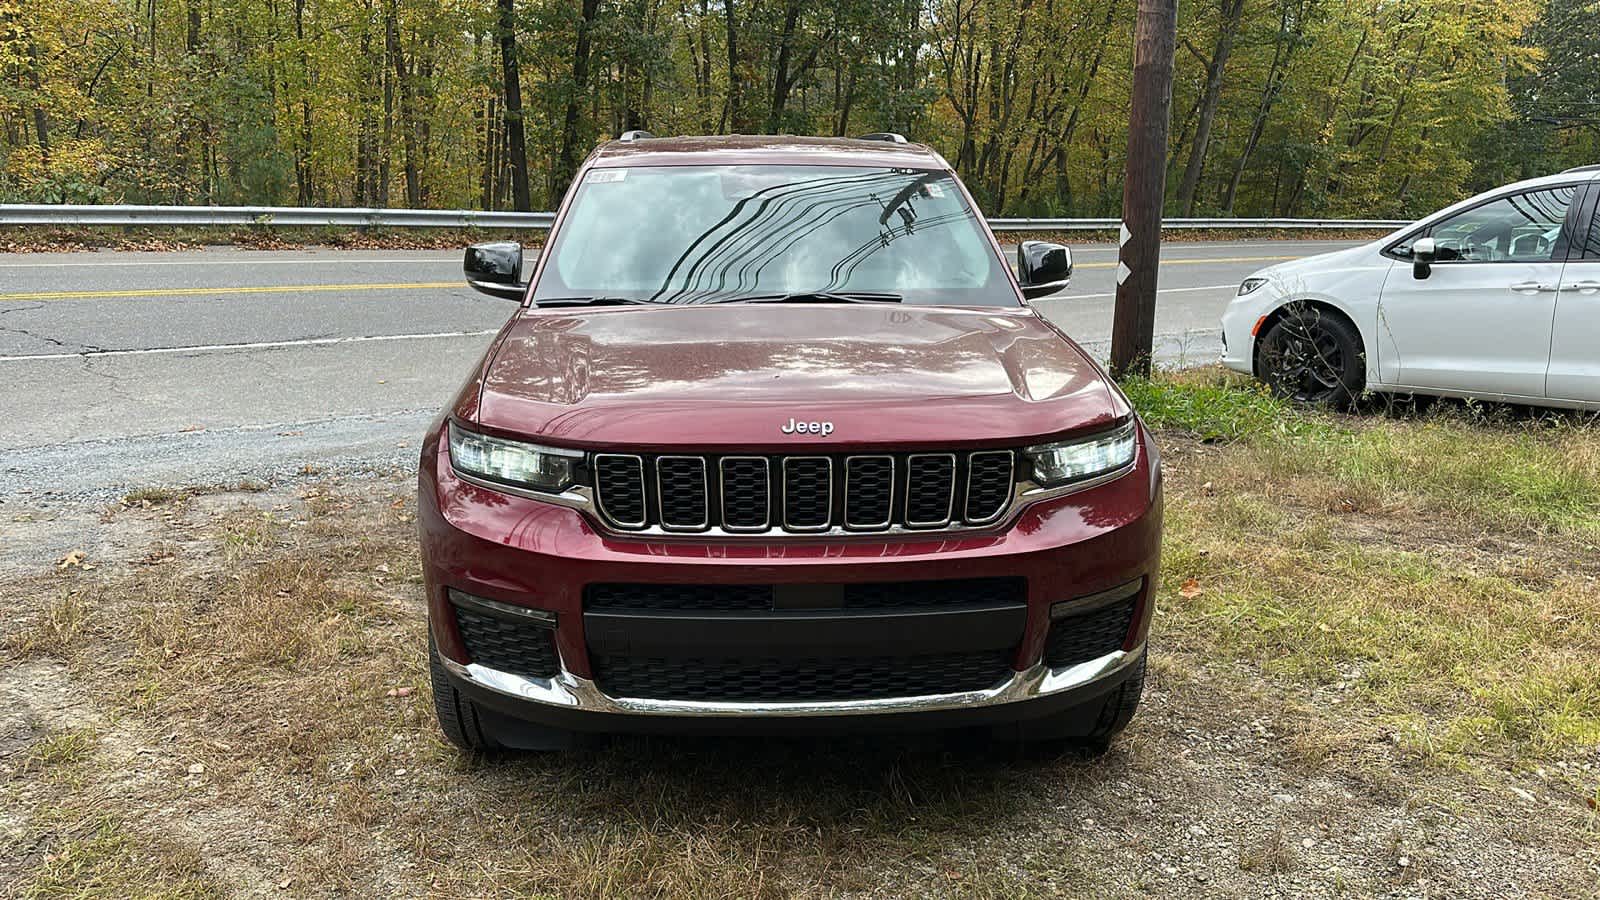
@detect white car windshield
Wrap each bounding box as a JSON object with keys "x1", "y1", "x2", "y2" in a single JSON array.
[{"x1": 531, "y1": 165, "x2": 1016, "y2": 306}]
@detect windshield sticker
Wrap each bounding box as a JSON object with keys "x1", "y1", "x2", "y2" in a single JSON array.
[
  {"x1": 924, "y1": 183, "x2": 945, "y2": 198},
  {"x1": 586, "y1": 169, "x2": 627, "y2": 183}
]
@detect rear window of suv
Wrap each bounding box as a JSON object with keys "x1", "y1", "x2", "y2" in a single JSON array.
[{"x1": 532, "y1": 165, "x2": 1017, "y2": 306}]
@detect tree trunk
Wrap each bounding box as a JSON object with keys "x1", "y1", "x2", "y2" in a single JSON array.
[
  {"x1": 386, "y1": 0, "x2": 422, "y2": 206},
  {"x1": 1174, "y1": 0, "x2": 1244, "y2": 216},
  {"x1": 291, "y1": 0, "x2": 316, "y2": 204},
  {"x1": 722, "y1": 0, "x2": 741, "y2": 131},
  {"x1": 497, "y1": 0, "x2": 531, "y2": 211},
  {"x1": 553, "y1": 0, "x2": 599, "y2": 205}
]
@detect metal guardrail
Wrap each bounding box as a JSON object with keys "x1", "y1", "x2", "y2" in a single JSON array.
[
  {"x1": 0, "y1": 204, "x2": 1404, "y2": 232},
  {"x1": 0, "y1": 204, "x2": 556, "y2": 229}
]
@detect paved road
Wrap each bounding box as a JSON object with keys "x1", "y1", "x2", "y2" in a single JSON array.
[{"x1": 0, "y1": 239, "x2": 1361, "y2": 496}]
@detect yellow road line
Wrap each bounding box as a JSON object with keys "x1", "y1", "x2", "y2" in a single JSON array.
[
  {"x1": 0, "y1": 281, "x2": 461, "y2": 303},
  {"x1": 1075, "y1": 254, "x2": 1297, "y2": 269}
]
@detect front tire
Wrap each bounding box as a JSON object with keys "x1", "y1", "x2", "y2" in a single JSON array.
[
  {"x1": 1010, "y1": 654, "x2": 1147, "y2": 757},
  {"x1": 429, "y1": 635, "x2": 504, "y2": 752},
  {"x1": 1257, "y1": 304, "x2": 1365, "y2": 408}
]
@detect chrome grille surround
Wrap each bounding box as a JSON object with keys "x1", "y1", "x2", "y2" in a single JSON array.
[
  {"x1": 902, "y1": 453, "x2": 957, "y2": 528},
  {"x1": 717, "y1": 456, "x2": 771, "y2": 533},
  {"x1": 592, "y1": 453, "x2": 647, "y2": 528},
  {"x1": 842, "y1": 455, "x2": 895, "y2": 530},
  {"x1": 781, "y1": 456, "x2": 834, "y2": 532},
  {"x1": 655, "y1": 455, "x2": 710, "y2": 531},
  {"x1": 963, "y1": 450, "x2": 1016, "y2": 525}
]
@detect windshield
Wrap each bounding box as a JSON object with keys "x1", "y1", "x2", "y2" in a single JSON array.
[{"x1": 531, "y1": 165, "x2": 1016, "y2": 306}]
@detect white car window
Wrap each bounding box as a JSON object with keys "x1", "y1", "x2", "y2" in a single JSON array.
[{"x1": 1425, "y1": 186, "x2": 1576, "y2": 263}]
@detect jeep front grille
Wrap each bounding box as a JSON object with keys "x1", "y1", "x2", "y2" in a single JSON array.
[{"x1": 590, "y1": 450, "x2": 1017, "y2": 535}]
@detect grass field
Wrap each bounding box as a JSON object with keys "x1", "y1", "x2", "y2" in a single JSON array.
[{"x1": 3, "y1": 371, "x2": 1597, "y2": 897}]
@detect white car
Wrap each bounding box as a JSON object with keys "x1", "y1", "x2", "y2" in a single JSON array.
[{"x1": 1221, "y1": 165, "x2": 1600, "y2": 409}]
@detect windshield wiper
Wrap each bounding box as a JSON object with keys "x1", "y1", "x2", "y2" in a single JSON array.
[
  {"x1": 707, "y1": 290, "x2": 903, "y2": 305},
  {"x1": 534, "y1": 295, "x2": 656, "y2": 308}
]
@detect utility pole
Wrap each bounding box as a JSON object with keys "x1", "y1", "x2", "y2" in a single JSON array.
[{"x1": 1110, "y1": 0, "x2": 1179, "y2": 378}]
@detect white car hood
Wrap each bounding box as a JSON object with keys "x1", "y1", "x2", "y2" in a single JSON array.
[{"x1": 1252, "y1": 240, "x2": 1386, "y2": 282}]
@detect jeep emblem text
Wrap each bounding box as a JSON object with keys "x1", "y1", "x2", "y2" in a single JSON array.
[{"x1": 781, "y1": 417, "x2": 834, "y2": 436}]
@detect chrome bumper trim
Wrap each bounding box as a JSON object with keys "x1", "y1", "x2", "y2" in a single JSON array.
[{"x1": 441, "y1": 642, "x2": 1145, "y2": 718}]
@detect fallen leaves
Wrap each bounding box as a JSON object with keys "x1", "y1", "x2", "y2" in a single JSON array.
[
  {"x1": 1178, "y1": 578, "x2": 1203, "y2": 599},
  {"x1": 57, "y1": 549, "x2": 87, "y2": 571}
]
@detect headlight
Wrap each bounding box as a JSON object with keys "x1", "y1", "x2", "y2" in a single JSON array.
[
  {"x1": 1024, "y1": 422, "x2": 1137, "y2": 486},
  {"x1": 448, "y1": 422, "x2": 583, "y2": 492},
  {"x1": 1237, "y1": 277, "x2": 1269, "y2": 296}
]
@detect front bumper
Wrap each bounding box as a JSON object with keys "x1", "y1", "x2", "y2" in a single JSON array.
[
  {"x1": 443, "y1": 641, "x2": 1143, "y2": 718},
  {"x1": 418, "y1": 417, "x2": 1162, "y2": 729}
]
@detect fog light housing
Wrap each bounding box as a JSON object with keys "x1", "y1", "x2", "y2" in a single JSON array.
[
  {"x1": 1049, "y1": 579, "x2": 1143, "y2": 621},
  {"x1": 448, "y1": 588, "x2": 557, "y2": 627}
]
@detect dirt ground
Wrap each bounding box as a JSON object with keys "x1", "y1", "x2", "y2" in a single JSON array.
[{"x1": 2, "y1": 458, "x2": 1597, "y2": 897}]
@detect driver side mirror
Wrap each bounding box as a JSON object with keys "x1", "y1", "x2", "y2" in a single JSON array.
[
  {"x1": 465, "y1": 241, "x2": 527, "y2": 300},
  {"x1": 1411, "y1": 237, "x2": 1435, "y2": 281},
  {"x1": 1017, "y1": 240, "x2": 1073, "y2": 299}
]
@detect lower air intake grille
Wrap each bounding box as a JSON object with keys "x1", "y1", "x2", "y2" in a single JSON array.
[
  {"x1": 590, "y1": 650, "x2": 1013, "y2": 702},
  {"x1": 1043, "y1": 597, "x2": 1137, "y2": 668},
  {"x1": 454, "y1": 608, "x2": 559, "y2": 680},
  {"x1": 584, "y1": 578, "x2": 1025, "y2": 612}
]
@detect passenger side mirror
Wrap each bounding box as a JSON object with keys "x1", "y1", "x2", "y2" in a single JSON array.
[
  {"x1": 1017, "y1": 240, "x2": 1073, "y2": 299},
  {"x1": 465, "y1": 241, "x2": 527, "y2": 300},
  {"x1": 1411, "y1": 237, "x2": 1435, "y2": 281}
]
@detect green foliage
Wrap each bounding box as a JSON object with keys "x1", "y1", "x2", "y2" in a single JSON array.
[
  {"x1": 0, "y1": 0, "x2": 1582, "y2": 211},
  {"x1": 1119, "y1": 370, "x2": 1334, "y2": 442}
]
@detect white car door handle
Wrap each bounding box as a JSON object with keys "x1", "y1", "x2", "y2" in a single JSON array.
[
  {"x1": 1561, "y1": 280, "x2": 1600, "y2": 294},
  {"x1": 1509, "y1": 281, "x2": 1558, "y2": 294}
]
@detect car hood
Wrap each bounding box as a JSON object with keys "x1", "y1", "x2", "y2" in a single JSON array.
[
  {"x1": 466, "y1": 304, "x2": 1125, "y2": 451},
  {"x1": 1251, "y1": 241, "x2": 1385, "y2": 283}
]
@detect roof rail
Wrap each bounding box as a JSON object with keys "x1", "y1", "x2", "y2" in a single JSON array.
[
  {"x1": 857, "y1": 132, "x2": 908, "y2": 144},
  {"x1": 618, "y1": 130, "x2": 656, "y2": 142},
  {"x1": 1562, "y1": 163, "x2": 1600, "y2": 174}
]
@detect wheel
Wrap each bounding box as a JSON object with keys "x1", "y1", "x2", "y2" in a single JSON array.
[
  {"x1": 1256, "y1": 304, "x2": 1365, "y2": 408},
  {"x1": 1076, "y1": 652, "x2": 1146, "y2": 755},
  {"x1": 429, "y1": 635, "x2": 505, "y2": 752},
  {"x1": 1008, "y1": 654, "x2": 1147, "y2": 758},
  {"x1": 428, "y1": 634, "x2": 581, "y2": 752}
]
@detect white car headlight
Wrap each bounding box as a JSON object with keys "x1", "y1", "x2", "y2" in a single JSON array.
[
  {"x1": 1238, "y1": 277, "x2": 1269, "y2": 296},
  {"x1": 1023, "y1": 422, "x2": 1137, "y2": 487},
  {"x1": 448, "y1": 422, "x2": 583, "y2": 492}
]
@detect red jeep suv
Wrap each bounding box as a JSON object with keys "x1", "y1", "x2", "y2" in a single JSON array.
[{"x1": 419, "y1": 133, "x2": 1162, "y2": 752}]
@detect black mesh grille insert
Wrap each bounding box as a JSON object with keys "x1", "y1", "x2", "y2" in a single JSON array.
[
  {"x1": 844, "y1": 456, "x2": 894, "y2": 527},
  {"x1": 965, "y1": 452, "x2": 1014, "y2": 522},
  {"x1": 595, "y1": 455, "x2": 646, "y2": 527},
  {"x1": 844, "y1": 577, "x2": 1024, "y2": 610},
  {"x1": 783, "y1": 458, "x2": 832, "y2": 529},
  {"x1": 904, "y1": 455, "x2": 956, "y2": 525},
  {"x1": 719, "y1": 458, "x2": 770, "y2": 531},
  {"x1": 591, "y1": 650, "x2": 1013, "y2": 702},
  {"x1": 1044, "y1": 598, "x2": 1137, "y2": 668},
  {"x1": 585, "y1": 578, "x2": 1024, "y2": 612},
  {"x1": 657, "y1": 457, "x2": 708, "y2": 529},
  {"x1": 586, "y1": 584, "x2": 774, "y2": 612},
  {"x1": 454, "y1": 608, "x2": 559, "y2": 679}
]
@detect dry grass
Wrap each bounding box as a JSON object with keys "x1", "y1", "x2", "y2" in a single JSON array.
[{"x1": 4, "y1": 376, "x2": 1600, "y2": 896}]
